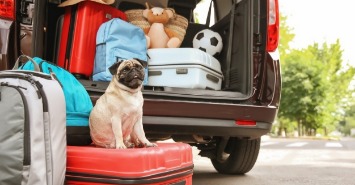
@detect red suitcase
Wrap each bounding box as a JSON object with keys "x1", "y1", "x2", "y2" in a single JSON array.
[
  {"x1": 65, "y1": 143, "x2": 193, "y2": 185},
  {"x1": 57, "y1": 1, "x2": 127, "y2": 78}
]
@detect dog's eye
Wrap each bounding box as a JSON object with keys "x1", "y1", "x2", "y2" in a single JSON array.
[
  {"x1": 122, "y1": 67, "x2": 130, "y2": 72},
  {"x1": 135, "y1": 64, "x2": 142, "y2": 69}
]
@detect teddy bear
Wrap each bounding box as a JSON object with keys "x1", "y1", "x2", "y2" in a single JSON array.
[{"x1": 142, "y1": 4, "x2": 185, "y2": 49}]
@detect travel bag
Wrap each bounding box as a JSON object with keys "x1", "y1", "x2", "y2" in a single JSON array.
[
  {"x1": 146, "y1": 48, "x2": 223, "y2": 90},
  {"x1": 57, "y1": 1, "x2": 127, "y2": 78},
  {"x1": 92, "y1": 18, "x2": 148, "y2": 83},
  {"x1": 0, "y1": 55, "x2": 66, "y2": 185},
  {"x1": 18, "y1": 57, "x2": 93, "y2": 146},
  {"x1": 65, "y1": 143, "x2": 194, "y2": 185}
]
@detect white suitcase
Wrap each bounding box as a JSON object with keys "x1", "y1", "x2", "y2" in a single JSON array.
[{"x1": 147, "y1": 48, "x2": 223, "y2": 90}]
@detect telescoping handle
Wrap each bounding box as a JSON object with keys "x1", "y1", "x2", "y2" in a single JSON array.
[{"x1": 13, "y1": 55, "x2": 41, "y2": 72}]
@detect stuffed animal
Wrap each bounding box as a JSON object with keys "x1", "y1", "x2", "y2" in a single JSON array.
[{"x1": 142, "y1": 3, "x2": 183, "y2": 48}]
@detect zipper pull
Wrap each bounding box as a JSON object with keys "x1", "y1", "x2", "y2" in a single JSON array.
[
  {"x1": 25, "y1": 74, "x2": 42, "y2": 99},
  {"x1": 0, "y1": 82, "x2": 7, "y2": 101},
  {"x1": 0, "y1": 82, "x2": 28, "y2": 101},
  {"x1": 0, "y1": 82, "x2": 6, "y2": 101},
  {"x1": 0, "y1": 85, "x2": 2, "y2": 102},
  {"x1": 0, "y1": 82, "x2": 8, "y2": 86},
  {"x1": 48, "y1": 67, "x2": 63, "y2": 88}
]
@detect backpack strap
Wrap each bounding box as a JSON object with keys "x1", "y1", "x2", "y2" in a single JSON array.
[{"x1": 13, "y1": 55, "x2": 41, "y2": 72}]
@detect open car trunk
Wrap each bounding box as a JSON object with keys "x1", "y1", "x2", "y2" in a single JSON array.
[{"x1": 33, "y1": 0, "x2": 267, "y2": 102}]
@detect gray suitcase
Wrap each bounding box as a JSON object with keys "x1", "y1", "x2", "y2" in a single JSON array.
[{"x1": 0, "y1": 56, "x2": 66, "y2": 185}]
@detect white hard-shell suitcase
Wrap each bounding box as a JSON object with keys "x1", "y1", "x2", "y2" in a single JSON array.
[
  {"x1": 0, "y1": 56, "x2": 66, "y2": 185},
  {"x1": 147, "y1": 48, "x2": 223, "y2": 90}
]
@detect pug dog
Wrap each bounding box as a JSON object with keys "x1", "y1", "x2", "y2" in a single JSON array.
[{"x1": 89, "y1": 59, "x2": 156, "y2": 149}]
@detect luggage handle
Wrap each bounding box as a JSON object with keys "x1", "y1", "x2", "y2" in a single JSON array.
[
  {"x1": 13, "y1": 55, "x2": 62, "y2": 85},
  {"x1": 13, "y1": 55, "x2": 41, "y2": 72}
]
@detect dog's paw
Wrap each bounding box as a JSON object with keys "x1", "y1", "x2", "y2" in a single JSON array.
[
  {"x1": 132, "y1": 138, "x2": 144, "y2": 148},
  {"x1": 145, "y1": 142, "x2": 158, "y2": 148},
  {"x1": 135, "y1": 142, "x2": 145, "y2": 148},
  {"x1": 116, "y1": 142, "x2": 127, "y2": 149},
  {"x1": 124, "y1": 140, "x2": 135, "y2": 148},
  {"x1": 103, "y1": 142, "x2": 116, "y2": 149}
]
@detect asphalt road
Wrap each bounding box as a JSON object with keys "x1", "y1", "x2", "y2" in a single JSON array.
[{"x1": 192, "y1": 137, "x2": 355, "y2": 185}]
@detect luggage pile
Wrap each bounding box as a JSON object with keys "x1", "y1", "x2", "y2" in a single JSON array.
[
  {"x1": 54, "y1": 0, "x2": 222, "y2": 91},
  {"x1": 0, "y1": 56, "x2": 194, "y2": 185},
  {"x1": 0, "y1": 0, "x2": 233, "y2": 184}
]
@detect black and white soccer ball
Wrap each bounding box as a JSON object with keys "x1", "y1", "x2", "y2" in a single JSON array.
[{"x1": 192, "y1": 29, "x2": 223, "y2": 57}]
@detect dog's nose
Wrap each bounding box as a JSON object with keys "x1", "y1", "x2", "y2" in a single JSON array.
[{"x1": 134, "y1": 75, "x2": 138, "y2": 79}]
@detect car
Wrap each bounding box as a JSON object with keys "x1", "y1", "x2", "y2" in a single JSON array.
[{"x1": 0, "y1": 0, "x2": 281, "y2": 174}]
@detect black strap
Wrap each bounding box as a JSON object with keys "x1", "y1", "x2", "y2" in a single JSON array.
[
  {"x1": 65, "y1": 5, "x2": 78, "y2": 70},
  {"x1": 205, "y1": 0, "x2": 213, "y2": 27}
]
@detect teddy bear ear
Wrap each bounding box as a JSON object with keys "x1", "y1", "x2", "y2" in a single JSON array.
[
  {"x1": 165, "y1": 8, "x2": 176, "y2": 18},
  {"x1": 145, "y1": 2, "x2": 154, "y2": 9},
  {"x1": 143, "y1": 2, "x2": 152, "y2": 18}
]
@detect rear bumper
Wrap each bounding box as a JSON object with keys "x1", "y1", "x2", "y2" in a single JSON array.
[
  {"x1": 143, "y1": 116, "x2": 272, "y2": 139},
  {"x1": 143, "y1": 99, "x2": 278, "y2": 123},
  {"x1": 88, "y1": 95, "x2": 278, "y2": 139}
]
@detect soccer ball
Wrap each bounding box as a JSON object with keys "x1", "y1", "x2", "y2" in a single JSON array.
[{"x1": 192, "y1": 29, "x2": 223, "y2": 57}]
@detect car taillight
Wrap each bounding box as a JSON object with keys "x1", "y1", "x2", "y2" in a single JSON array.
[
  {"x1": 235, "y1": 120, "x2": 256, "y2": 126},
  {"x1": 267, "y1": 0, "x2": 279, "y2": 52},
  {"x1": 0, "y1": 0, "x2": 15, "y2": 20}
]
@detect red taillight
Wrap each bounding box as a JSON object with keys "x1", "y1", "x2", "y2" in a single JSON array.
[
  {"x1": 267, "y1": 0, "x2": 279, "y2": 52},
  {"x1": 0, "y1": 0, "x2": 15, "y2": 20},
  {"x1": 235, "y1": 120, "x2": 257, "y2": 126}
]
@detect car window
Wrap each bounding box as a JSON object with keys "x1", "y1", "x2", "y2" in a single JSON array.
[{"x1": 193, "y1": 0, "x2": 215, "y2": 26}]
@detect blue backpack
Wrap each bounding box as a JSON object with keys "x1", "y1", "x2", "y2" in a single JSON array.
[
  {"x1": 19, "y1": 57, "x2": 93, "y2": 145},
  {"x1": 93, "y1": 18, "x2": 148, "y2": 83}
]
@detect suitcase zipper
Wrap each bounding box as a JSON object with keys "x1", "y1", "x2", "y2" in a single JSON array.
[
  {"x1": 0, "y1": 72, "x2": 49, "y2": 112},
  {"x1": 66, "y1": 169, "x2": 193, "y2": 184},
  {"x1": 18, "y1": 71, "x2": 56, "y2": 185},
  {"x1": 0, "y1": 82, "x2": 31, "y2": 166},
  {"x1": 24, "y1": 74, "x2": 49, "y2": 113},
  {"x1": 25, "y1": 74, "x2": 43, "y2": 99},
  {"x1": 14, "y1": 70, "x2": 52, "y2": 80},
  {"x1": 66, "y1": 164, "x2": 194, "y2": 184},
  {"x1": 0, "y1": 73, "x2": 41, "y2": 98}
]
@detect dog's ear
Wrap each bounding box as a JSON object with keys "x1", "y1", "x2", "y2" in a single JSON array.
[
  {"x1": 109, "y1": 62, "x2": 121, "y2": 75},
  {"x1": 134, "y1": 58, "x2": 147, "y2": 68}
]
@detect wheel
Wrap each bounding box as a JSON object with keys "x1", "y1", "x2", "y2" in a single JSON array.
[{"x1": 211, "y1": 137, "x2": 261, "y2": 174}]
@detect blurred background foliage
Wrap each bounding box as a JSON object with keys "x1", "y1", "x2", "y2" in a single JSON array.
[{"x1": 274, "y1": 15, "x2": 355, "y2": 137}]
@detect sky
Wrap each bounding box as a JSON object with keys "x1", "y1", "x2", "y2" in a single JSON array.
[
  {"x1": 195, "y1": 0, "x2": 355, "y2": 65},
  {"x1": 279, "y1": 0, "x2": 355, "y2": 65}
]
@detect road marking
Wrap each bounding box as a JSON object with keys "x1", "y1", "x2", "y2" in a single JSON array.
[
  {"x1": 261, "y1": 142, "x2": 278, "y2": 146},
  {"x1": 286, "y1": 142, "x2": 308, "y2": 147},
  {"x1": 325, "y1": 142, "x2": 343, "y2": 148}
]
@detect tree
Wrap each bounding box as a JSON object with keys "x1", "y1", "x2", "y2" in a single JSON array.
[
  {"x1": 309, "y1": 40, "x2": 355, "y2": 135},
  {"x1": 340, "y1": 104, "x2": 355, "y2": 136},
  {"x1": 278, "y1": 14, "x2": 295, "y2": 59},
  {"x1": 279, "y1": 48, "x2": 329, "y2": 136},
  {"x1": 277, "y1": 16, "x2": 355, "y2": 136}
]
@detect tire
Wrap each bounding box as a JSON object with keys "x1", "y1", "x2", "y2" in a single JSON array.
[{"x1": 211, "y1": 137, "x2": 261, "y2": 174}]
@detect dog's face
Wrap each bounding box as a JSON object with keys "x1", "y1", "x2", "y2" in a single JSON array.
[{"x1": 109, "y1": 59, "x2": 146, "y2": 89}]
